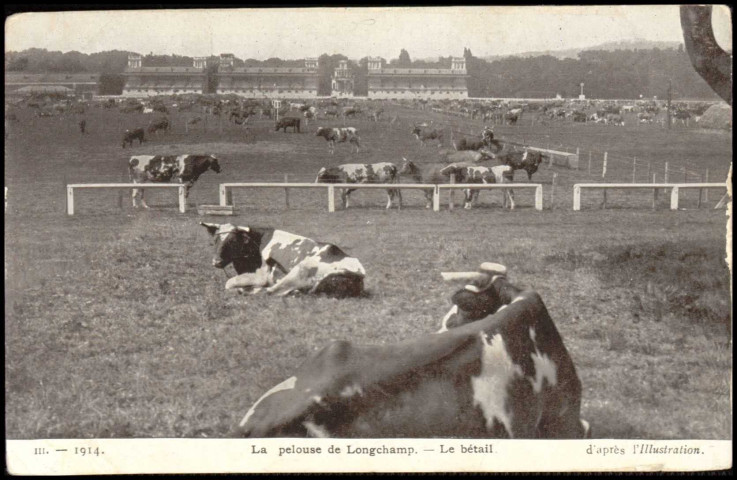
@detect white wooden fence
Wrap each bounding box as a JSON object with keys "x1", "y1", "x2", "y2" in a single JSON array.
[
  {"x1": 66, "y1": 183, "x2": 186, "y2": 215},
  {"x1": 573, "y1": 183, "x2": 727, "y2": 211},
  {"x1": 219, "y1": 182, "x2": 544, "y2": 212}
]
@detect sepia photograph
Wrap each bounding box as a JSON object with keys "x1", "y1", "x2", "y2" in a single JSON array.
[{"x1": 4, "y1": 5, "x2": 732, "y2": 474}]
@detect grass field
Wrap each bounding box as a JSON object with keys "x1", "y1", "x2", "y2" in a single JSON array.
[{"x1": 4, "y1": 101, "x2": 732, "y2": 439}]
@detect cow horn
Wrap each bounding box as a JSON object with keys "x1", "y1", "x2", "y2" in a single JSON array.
[
  {"x1": 478, "y1": 263, "x2": 507, "y2": 275},
  {"x1": 440, "y1": 271, "x2": 489, "y2": 283}
]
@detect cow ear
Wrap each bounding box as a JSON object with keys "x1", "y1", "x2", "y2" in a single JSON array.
[{"x1": 200, "y1": 222, "x2": 220, "y2": 236}]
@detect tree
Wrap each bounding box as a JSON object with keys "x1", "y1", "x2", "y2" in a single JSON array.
[{"x1": 397, "y1": 49, "x2": 411, "y2": 67}]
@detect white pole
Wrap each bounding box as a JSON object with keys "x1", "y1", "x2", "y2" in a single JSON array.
[
  {"x1": 219, "y1": 184, "x2": 228, "y2": 206},
  {"x1": 66, "y1": 186, "x2": 74, "y2": 215},
  {"x1": 602, "y1": 152, "x2": 608, "y2": 178},
  {"x1": 433, "y1": 185, "x2": 440, "y2": 212},
  {"x1": 535, "y1": 185, "x2": 543, "y2": 211},
  {"x1": 327, "y1": 185, "x2": 335, "y2": 212},
  {"x1": 573, "y1": 185, "x2": 581, "y2": 211},
  {"x1": 670, "y1": 186, "x2": 680, "y2": 210},
  {"x1": 178, "y1": 186, "x2": 186, "y2": 213}
]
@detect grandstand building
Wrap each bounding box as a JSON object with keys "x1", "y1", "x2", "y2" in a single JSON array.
[
  {"x1": 4, "y1": 73, "x2": 99, "y2": 98},
  {"x1": 122, "y1": 54, "x2": 207, "y2": 97},
  {"x1": 216, "y1": 54, "x2": 319, "y2": 98},
  {"x1": 367, "y1": 56, "x2": 468, "y2": 100},
  {"x1": 331, "y1": 60, "x2": 354, "y2": 97}
]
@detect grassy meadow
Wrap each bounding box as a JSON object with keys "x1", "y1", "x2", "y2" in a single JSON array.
[{"x1": 4, "y1": 101, "x2": 732, "y2": 439}]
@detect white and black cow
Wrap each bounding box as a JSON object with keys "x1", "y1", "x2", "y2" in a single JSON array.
[
  {"x1": 237, "y1": 262, "x2": 590, "y2": 439},
  {"x1": 440, "y1": 163, "x2": 515, "y2": 209},
  {"x1": 315, "y1": 162, "x2": 402, "y2": 210},
  {"x1": 128, "y1": 154, "x2": 221, "y2": 208},
  {"x1": 315, "y1": 127, "x2": 361, "y2": 154},
  {"x1": 200, "y1": 223, "x2": 365, "y2": 298},
  {"x1": 497, "y1": 149, "x2": 546, "y2": 181},
  {"x1": 411, "y1": 125, "x2": 444, "y2": 147}
]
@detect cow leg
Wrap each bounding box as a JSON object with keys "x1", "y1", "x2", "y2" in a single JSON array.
[
  {"x1": 507, "y1": 189, "x2": 515, "y2": 210},
  {"x1": 225, "y1": 266, "x2": 270, "y2": 292},
  {"x1": 341, "y1": 189, "x2": 349, "y2": 209},
  {"x1": 265, "y1": 260, "x2": 316, "y2": 296},
  {"x1": 131, "y1": 188, "x2": 139, "y2": 208}
]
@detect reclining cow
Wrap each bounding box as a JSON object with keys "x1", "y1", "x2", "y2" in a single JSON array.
[
  {"x1": 315, "y1": 162, "x2": 402, "y2": 210},
  {"x1": 200, "y1": 223, "x2": 365, "y2": 298},
  {"x1": 122, "y1": 128, "x2": 145, "y2": 148},
  {"x1": 128, "y1": 154, "x2": 221, "y2": 208},
  {"x1": 315, "y1": 127, "x2": 361, "y2": 154},
  {"x1": 440, "y1": 163, "x2": 515, "y2": 209},
  {"x1": 237, "y1": 262, "x2": 590, "y2": 439}
]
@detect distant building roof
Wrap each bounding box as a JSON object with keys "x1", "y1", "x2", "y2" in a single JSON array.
[
  {"x1": 218, "y1": 66, "x2": 317, "y2": 74},
  {"x1": 368, "y1": 68, "x2": 466, "y2": 76},
  {"x1": 5, "y1": 73, "x2": 99, "y2": 84},
  {"x1": 14, "y1": 85, "x2": 74, "y2": 93},
  {"x1": 124, "y1": 67, "x2": 205, "y2": 74}
]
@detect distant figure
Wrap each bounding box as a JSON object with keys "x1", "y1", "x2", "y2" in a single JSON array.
[{"x1": 79, "y1": 119, "x2": 87, "y2": 134}]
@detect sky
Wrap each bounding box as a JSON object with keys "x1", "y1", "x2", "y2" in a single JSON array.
[{"x1": 5, "y1": 6, "x2": 733, "y2": 60}]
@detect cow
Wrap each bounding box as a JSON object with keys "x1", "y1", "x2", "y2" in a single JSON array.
[
  {"x1": 147, "y1": 117, "x2": 170, "y2": 135},
  {"x1": 342, "y1": 107, "x2": 361, "y2": 118},
  {"x1": 398, "y1": 158, "x2": 454, "y2": 208},
  {"x1": 200, "y1": 222, "x2": 365, "y2": 298},
  {"x1": 505, "y1": 108, "x2": 522, "y2": 125},
  {"x1": 275, "y1": 117, "x2": 301, "y2": 133},
  {"x1": 411, "y1": 125, "x2": 444, "y2": 147},
  {"x1": 128, "y1": 154, "x2": 221, "y2": 208},
  {"x1": 440, "y1": 164, "x2": 515, "y2": 209},
  {"x1": 497, "y1": 149, "x2": 545, "y2": 181},
  {"x1": 637, "y1": 112, "x2": 654, "y2": 124},
  {"x1": 143, "y1": 107, "x2": 154, "y2": 114},
  {"x1": 572, "y1": 111, "x2": 587, "y2": 123},
  {"x1": 368, "y1": 108, "x2": 384, "y2": 122},
  {"x1": 605, "y1": 114, "x2": 625, "y2": 126},
  {"x1": 237, "y1": 262, "x2": 590, "y2": 439},
  {"x1": 673, "y1": 110, "x2": 691, "y2": 126},
  {"x1": 315, "y1": 162, "x2": 401, "y2": 210},
  {"x1": 323, "y1": 109, "x2": 340, "y2": 118},
  {"x1": 315, "y1": 127, "x2": 360, "y2": 154},
  {"x1": 122, "y1": 128, "x2": 145, "y2": 148}
]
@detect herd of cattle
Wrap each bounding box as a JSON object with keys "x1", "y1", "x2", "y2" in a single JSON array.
[{"x1": 195, "y1": 219, "x2": 590, "y2": 439}]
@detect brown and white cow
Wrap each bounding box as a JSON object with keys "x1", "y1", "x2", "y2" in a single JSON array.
[
  {"x1": 315, "y1": 127, "x2": 361, "y2": 154},
  {"x1": 315, "y1": 162, "x2": 402, "y2": 210},
  {"x1": 200, "y1": 222, "x2": 365, "y2": 297},
  {"x1": 128, "y1": 154, "x2": 221, "y2": 208},
  {"x1": 411, "y1": 125, "x2": 444, "y2": 147},
  {"x1": 237, "y1": 262, "x2": 590, "y2": 439},
  {"x1": 440, "y1": 163, "x2": 515, "y2": 209}
]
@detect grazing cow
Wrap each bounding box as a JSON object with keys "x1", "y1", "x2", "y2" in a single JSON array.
[
  {"x1": 324, "y1": 109, "x2": 340, "y2": 118},
  {"x1": 121, "y1": 128, "x2": 145, "y2": 148},
  {"x1": 200, "y1": 222, "x2": 365, "y2": 298},
  {"x1": 342, "y1": 107, "x2": 361, "y2": 118},
  {"x1": 673, "y1": 110, "x2": 691, "y2": 126},
  {"x1": 605, "y1": 114, "x2": 624, "y2": 126},
  {"x1": 497, "y1": 149, "x2": 545, "y2": 181},
  {"x1": 572, "y1": 111, "x2": 587, "y2": 123},
  {"x1": 398, "y1": 158, "x2": 453, "y2": 208},
  {"x1": 147, "y1": 117, "x2": 170, "y2": 135},
  {"x1": 637, "y1": 112, "x2": 654, "y2": 124},
  {"x1": 237, "y1": 262, "x2": 589, "y2": 439},
  {"x1": 315, "y1": 127, "x2": 360, "y2": 154},
  {"x1": 505, "y1": 108, "x2": 522, "y2": 125},
  {"x1": 275, "y1": 117, "x2": 301, "y2": 133},
  {"x1": 440, "y1": 164, "x2": 515, "y2": 209},
  {"x1": 128, "y1": 154, "x2": 221, "y2": 208},
  {"x1": 315, "y1": 162, "x2": 401, "y2": 210},
  {"x1": 411, "y1": 125, "x2": 444, "y2": 147}
]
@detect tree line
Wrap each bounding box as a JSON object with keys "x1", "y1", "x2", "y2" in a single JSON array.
[{"x1": 4, "y1": 47, "x2": 721, "y2": 99}]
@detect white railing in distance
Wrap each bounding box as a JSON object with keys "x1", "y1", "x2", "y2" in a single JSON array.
[
  {"x1": 572, "y1": 183, "x2": 727, "y2": 211},
  {"x1": 437, "y1": 184, "x2": 544, "y2": 211},
  {"x1": 66, "y1": 183, "x2": 186, "y2": 215}
]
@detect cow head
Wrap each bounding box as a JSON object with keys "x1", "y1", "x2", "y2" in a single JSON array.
[
  {"x1": 398, "y1": 157, "x2": 418, "y2": 177},
  {"x1": 207, "y1": 154, "x2": 222, "y2": 174},
  {"x1": 315, "y1": 127, "x2": 328, "y2": 137},
  {"x1": 438, "y1": 263, "x2": 520, "y2": 332},
  {"x1": 200, "y1": 222, "x2": 263, "y2": 274}
]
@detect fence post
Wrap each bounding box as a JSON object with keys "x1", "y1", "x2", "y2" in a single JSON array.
[
  {"x1": 576, "y1": 147, "x2": 580, "y2": 170},
  {"x1": 550, "y1": 172, "x2": 557, "y2": 210},
  {"x1": 632, "y1": 157, "x2": 637, "y2": 183},
  {"x1": 602, "y1": 189, "x2": 607, "y2": 209},
  {"x1": 705, "y1": 169, "x2": 710, "y2": 202},
  {"x1": 219, "y1": 184, "x2": 228, "y2": 206},
  {"x1": 284, "y1": 174, "x2": 290, "y2": 209},
  {"x1": 573, "y1": 185, "x2": 581, "y2": 211},
  {"x1": 683, "y1": 167, "x2": 688, "y2": 183},
  {"x1": 433, "y1": 185, "x2": 440, "y2": 212},
  {"x1": 178, "y1": 186, "x2": 187, "y2": 213},
  {"x1": 670, "y1": 186, "x2": 680, "y2": 210},
  {"x1": 327, "y1": 185, "x2": 335, "y2": 212},
  {"x1": 66, "y1": 186, "x2": 74, "y2": 215},
  {"x1": 449, "y1": 174, "x2": 455, "y2": 210},
  {"x1": 664, "y1": 162, "x2": 669, "y2": 183},
  {"x1": 652, "y1": 174, "x2": 659, "y2": 209},
  {"x1": 535, "y1": 185, "x2": 543, "y2": 211},
  {"x1": 588, "y1": 151, "x2": 592, "y2": 175},
  {"x1": 647, "y1": 162, "x2": 652, "y2": 183},
  {"x1": 602, "y1": 152, "x2": 608, "y2": 178}
]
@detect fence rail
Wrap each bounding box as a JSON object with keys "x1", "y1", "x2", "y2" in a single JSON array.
[
  {"x1": 66, "y1": 183, "x2": 186, "y2": 215},
  {"x1": 219, "y1": 182, "x2": 543, "y2": 212},
  {"x1": 573, "y1": 182, "x2": 727, "y2": 211}
]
